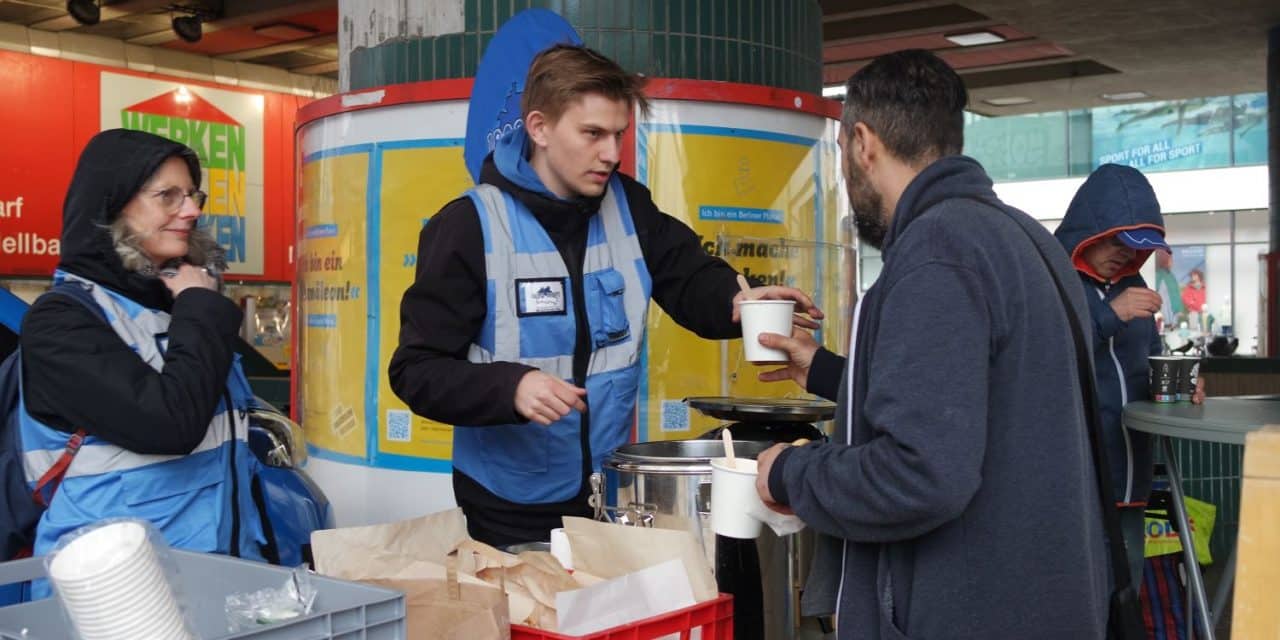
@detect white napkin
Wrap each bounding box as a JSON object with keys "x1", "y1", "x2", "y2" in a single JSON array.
[
  {"x1": 749, "y1": 502, "x2": 807, "y2": 536},
  {"x1": 554, "y1": 558, "x2": 696, "y2": 636}
]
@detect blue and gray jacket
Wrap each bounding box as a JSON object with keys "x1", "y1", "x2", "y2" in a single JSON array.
[
  {"x1": 20, "y1": 272, "x2": 266, "y2": 571},
  {"x1": 1055, "y1": 163, "x2": 1166, "y2": 505}
]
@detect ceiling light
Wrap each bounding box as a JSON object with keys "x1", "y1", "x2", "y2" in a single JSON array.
[
  {"x1": 983, "y1": 96, "x2": 1034, "y2": 107},
  {"x1": 172, "y1": 14, "x2": 203, "y2": 43},
  {"x1": 1101, "y1": 91, "x2": 1151, "y2": 101},
  {"x1": 66, "y1": 0, "x2": 100, "y2": 26},
  {"x1": 945, "y1": 31, "x2": 1005, "y2": 47},
  {"x1": 822, "y1": 85, "x2": 847, "y2": 99}
]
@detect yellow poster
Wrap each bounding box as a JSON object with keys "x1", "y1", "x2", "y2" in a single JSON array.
[
  {"x1": 639, "y1": 125, "x2": 846, "y2": 441},
  {"x1": 376, "y1": 142, "x2": 473, "y2": 465},
  {"x1": 298, "y1": 150, "x2": 370, "y2": 458}
]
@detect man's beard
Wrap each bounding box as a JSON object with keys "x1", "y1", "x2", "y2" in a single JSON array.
[{"x1": 846, "y1": 161, "x2": 887, "y2": 250}]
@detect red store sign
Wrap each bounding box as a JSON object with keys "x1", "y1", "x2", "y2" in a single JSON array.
[{"x1": 0, "y1": 49, "x2": 302, "y2": 281}]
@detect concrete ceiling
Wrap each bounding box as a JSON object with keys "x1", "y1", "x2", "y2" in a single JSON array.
[
  {"x1": 1, "y1": 0, "x2": 1276, "y2": 114},
  {"x1": 820, "y1": 0, "x2": 1280, "y2": 115},
  {"x1": 0, "y1": 0, "x2": 339, "y2": 78}
]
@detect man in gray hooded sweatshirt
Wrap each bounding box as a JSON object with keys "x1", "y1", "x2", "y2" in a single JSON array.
[{"x1": 753, "y1": 50, "x2": 1110, "y2": 638}]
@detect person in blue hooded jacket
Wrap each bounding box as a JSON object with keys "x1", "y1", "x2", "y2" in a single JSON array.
[
  {"x1": 1054, "y1": 163, "x2": 1169, "y2": 589},
  {"x1": 388, "y1": 44, "x2": 821, "y2": 546}
]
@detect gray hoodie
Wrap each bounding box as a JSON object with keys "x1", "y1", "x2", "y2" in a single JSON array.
[{"x1": 770, "y1": 156, "x2": 1110, "y2": 639}]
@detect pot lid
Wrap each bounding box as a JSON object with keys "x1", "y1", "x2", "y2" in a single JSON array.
[
  {"x1": 685, "y1": 396, "x2": 836, "y2": 423},
  {"x1": 606, "y1": 440, "x2": 773, "y2": 465}
]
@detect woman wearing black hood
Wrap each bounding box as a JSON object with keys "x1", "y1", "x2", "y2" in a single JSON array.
[{"x1": 18, "y1": 129, "x2": 266, "y2": 577}]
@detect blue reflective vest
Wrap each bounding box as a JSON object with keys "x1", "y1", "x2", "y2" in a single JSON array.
[
  {"x1": 19, "y1": 272, "x2": 265, "y2": 572},
  {"x1": 453, "y1": 176, "x2": 652, "y2": 503}
]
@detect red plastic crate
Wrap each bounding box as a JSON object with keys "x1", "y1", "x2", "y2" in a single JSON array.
[{"x1": 511, "y1": 593, "x2": 733, "y2": 640}]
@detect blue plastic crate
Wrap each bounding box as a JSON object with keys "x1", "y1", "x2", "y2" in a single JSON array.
[{"x1": 0, "y1": 549, "x2": 405, "y2": 639}]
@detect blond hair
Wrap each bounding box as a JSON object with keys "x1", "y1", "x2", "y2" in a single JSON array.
[{"x1": 521, "y1": 44, "x2": 649, "y2": 122}]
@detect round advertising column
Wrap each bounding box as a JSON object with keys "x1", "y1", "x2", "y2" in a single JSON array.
[
  {"x1": 293, "y1": 81, "x2": 844, "y2": 526},
  {"x1": 345, "y1": 1, "x2": 824, "y2": 93}
]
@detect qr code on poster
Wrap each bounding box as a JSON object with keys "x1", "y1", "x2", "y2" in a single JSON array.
[
  {"x1": 660, "y1": 400, "x2": 689, "y2": 433},
  {"x1": 385, "y1": 410, "x2": 412, "y2": 442}
]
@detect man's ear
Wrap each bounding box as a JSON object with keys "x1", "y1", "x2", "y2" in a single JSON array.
[
  {"x1": 850, "y1": 121, "x2": 877, "y2": 170},
  {"x1": 525, "y1": 111, "x2": 550, "y2": 148}
]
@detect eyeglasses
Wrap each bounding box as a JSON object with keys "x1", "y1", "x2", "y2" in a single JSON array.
[{"x1": 150, "y1": 187, "x2": 207, "y2": 213}]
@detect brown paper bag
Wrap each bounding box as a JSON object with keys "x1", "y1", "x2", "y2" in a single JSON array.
[
  {"x1": 365, "y1": 580, "x2": 509, "y2": 640},
  {"x1": 310, "y1": 508, "x2": 469, "y2": 577},
  {"x1": 365, "y1": 553, "x2": 510, "y2": 640},
  {"x1": 453, "y1": 539, "x2": 581, "y2": 629},
  {"x1": 310, "y1": 511, "x2": 589, "y2": 631},
  {"x1": 562, "y1": 516, "x2": 718, "y2": 602}
]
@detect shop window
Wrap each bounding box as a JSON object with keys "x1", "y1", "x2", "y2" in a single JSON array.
[
  {"x1": 963, "y1": 111, "x2": 1069, "y2": 181},
  {"x1": 1233, "y1": 243, "x2": 1266, "y2": 355},
  {"x1": 1232, "y1": 93, "x2": 1268, "y2": 166},
  {"x1": 1234, "y1": 209, "x2": 1268, "y2": 243},
  {"x1": 224, "y1": 282, "x2": 293, "y2": 371},
  {"x1": 1164, "y1": 212, "x2": 1231, "y2": 245}
]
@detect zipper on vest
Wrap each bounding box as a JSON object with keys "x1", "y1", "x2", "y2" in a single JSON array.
[
  {"x1": 224, "y1": 390, "x2": 241, "y2": 558},
  {"x1": 569, "y1": 243, "x2": 592, "y2": 491}
]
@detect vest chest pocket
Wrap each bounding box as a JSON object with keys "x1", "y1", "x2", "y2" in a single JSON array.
[
  {"x1": 587, "y1": 269, "x2": 630, "y2": 348},
  {"x1": 479, "y1": 423, "x2": 550, "y2": 474}
]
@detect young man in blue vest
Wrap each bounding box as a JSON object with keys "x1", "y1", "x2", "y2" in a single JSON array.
[{"x1": 389, "y1": 44, "x2": 821, "y2": 546}]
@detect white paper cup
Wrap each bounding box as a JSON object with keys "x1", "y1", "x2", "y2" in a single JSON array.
[
  {"x1": 711, "y1": 458, "x2": 766, "y2": 539},
  {"x1": 739, "y1": 300, "x2": 795, "y2": 363},
  {"x1": 549, "y1": 527, "x2": 573, "y2": 571},
  {"x1": 49, "y1": 521, "x2": 192, "y2": 640}
]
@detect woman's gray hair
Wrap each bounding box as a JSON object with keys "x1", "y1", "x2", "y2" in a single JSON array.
[{"x1": 109, "y1": 217, "x2": 226, "y2": 276}]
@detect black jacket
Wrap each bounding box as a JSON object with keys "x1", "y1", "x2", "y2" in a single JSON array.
[
  {"x1": 389, "y1": 155, "x2": 741, "y2": 544},
  {"x1": 20, "y1": 129, "x2": 243, "y2": 455}
]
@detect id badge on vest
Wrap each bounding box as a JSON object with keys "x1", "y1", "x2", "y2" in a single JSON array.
[{"x1": 516, "y1": 278, "x2": 568, "y2": 316}]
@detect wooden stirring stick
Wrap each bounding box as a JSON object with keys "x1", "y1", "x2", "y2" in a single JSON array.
[{"x1": 722, "y1": 428, "x2": 737, "y2": 470}]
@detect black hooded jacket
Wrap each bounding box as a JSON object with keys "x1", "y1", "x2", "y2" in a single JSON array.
[{"x1": 19, "y1": 129, "x2": 244, "y2": 455}]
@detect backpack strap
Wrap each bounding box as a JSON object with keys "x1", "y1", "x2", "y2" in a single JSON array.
[
  {"x1": 26, "y1": 282, "x2": 108, "y2": 508},
  {"x1": 31, "y1": 432, "x2": 84, "y2": 508}
]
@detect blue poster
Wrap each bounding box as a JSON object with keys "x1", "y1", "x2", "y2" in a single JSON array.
[{"x1": 1092, "y1": 96, "x2": 1232, "y2": 172}]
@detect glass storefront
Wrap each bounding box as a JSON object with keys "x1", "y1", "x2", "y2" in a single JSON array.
[
  {"x1": 858, "y1": 209, "x2": 1268, "y2": 355},
  {"x1": 964, "y1": 92, "x2": 1269, "y2": 182}
]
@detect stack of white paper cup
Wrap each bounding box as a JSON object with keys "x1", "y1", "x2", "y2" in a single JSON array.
[{"x1": 48, "y1": 521, "x2": 194, "y2": 640}]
